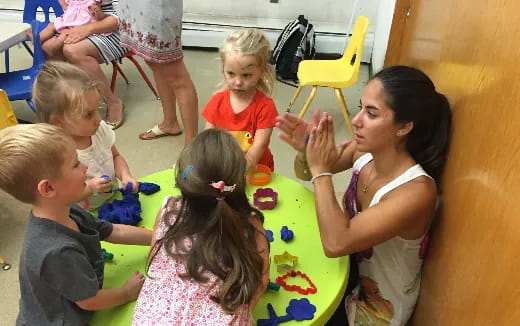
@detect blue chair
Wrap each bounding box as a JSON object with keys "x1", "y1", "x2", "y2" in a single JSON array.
[
  {"x1": 4, "y1": 0, "x2": 61, "y2": 72},
  {"x1": 18, "y1": 0, "x2": 64, "y2": 58},
  {"x1": 23, "y1": 0, "x2": 63, "y2": 32},
  {"x1": 0, "y1": 21, "x2": 45, "y2": 112}
]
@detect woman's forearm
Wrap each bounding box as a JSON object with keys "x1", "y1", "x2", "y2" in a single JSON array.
[{"x1": 312, "y1": 176, "x2": 351, "y2": 257}]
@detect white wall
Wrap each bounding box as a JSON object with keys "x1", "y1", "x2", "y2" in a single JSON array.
[
  {"x1": 182, "y1": 0, "x2": 380, "y2": 61},
  {"x1": 0, "y1": 0, "x2": 395, "y2": 63},
  {"x1": 185, "y1": 0, "x2": 379, "y2": 33},
  {"x1": 372, "y1": 0, "x2": 396, "y2": 72}
]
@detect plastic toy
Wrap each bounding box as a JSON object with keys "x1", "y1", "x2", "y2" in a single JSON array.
[
  {"x1": 265, "y1": 229, "x2": 274, "y2": 242},
  {"x1": 280, "y1": 226, "x2": 294, "y2": 241},
  {"x1": 257, "y1": 298, "x2": 316, "y2": 325},
  {"x1": 276, "y1": 270, "x2": 317, "y2": 295},
  {"x1": 100, "y1": 174, "x2": 112, "y2": 193},
  {"x1": 181, "y1": 165, "x2": 193, "y2": 179},
  {"x1": 273, "y1": 251, "x2": 298, "y2": 273},
  {"x1": 102, "y1": 248, "x2": 114, "y2": 261},
  {"x1": 254, "y1": 188, "x2": 278, "y2": 210},
  {"x1": 247, "y1": 164, "x2": 272, "y2": 186},
  {"x1": 267, "y1": 281, "x2": 280, "y2": 291}
]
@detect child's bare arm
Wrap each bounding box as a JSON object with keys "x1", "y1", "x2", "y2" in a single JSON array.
[
  {"x1": 150, "y1": 207, "x2": 163, "y2": 248},
  {"x1": 204, "y1": 121, "x2": 215, "y2": 129},
  {"x1": 58, "y1": 0, "x2": 68, "y2": 10},
  {"x1": 39, "y1": 22, "x2": 56, "y2": 43},
  {"x1": 249, "y1": 216, "x2": 270, "y2": 309},
  {"x1": 112, "y1": 145, "x2": 138, "y2": 193},
  {"x1": 88, "y1": 2, "x2": 105, "y2": 21},
  {"x1": 105, "y1": 224, "x2": 152, "y2": 246},
  {"x1": 76, "y1": 271, "x2": 144, "y2": 310},
  {"x1": 245, "y1": 128, "x2": 272, "y2": 170}
]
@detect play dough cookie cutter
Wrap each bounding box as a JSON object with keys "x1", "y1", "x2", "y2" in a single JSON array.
[
  {"x1": 253, "y1": 188, "x2": 278, "y2": 210},
  {"x1": 276, "y1": 270, "x2": 317, "y2": 295},
  {"x1": 247, "y1": 164, "x2": 272, "y2": 186},
  {"x1": 274, "y1": 251, "x2": 298, "y2": 273}
]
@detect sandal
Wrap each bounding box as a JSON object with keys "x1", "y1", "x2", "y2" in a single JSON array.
[
  {"x1": 106, "y1": 102, "x2": 125, "y2": 130},
  {"x1": 139, "y1": 124, "x2": 183, "y2": 140}
]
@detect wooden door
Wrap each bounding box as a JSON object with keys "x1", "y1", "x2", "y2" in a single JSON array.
[{"x1": 386, "y1": 0, "x2": 520, "y2": 325}]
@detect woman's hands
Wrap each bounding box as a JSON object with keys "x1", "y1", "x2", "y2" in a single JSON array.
[
  {"x1": 63, "y1": 25, "x2": 93, "y2": 44},
  {"x1": 276, "y1": 110, "x2": 320, "y2": 152},
  {"x1": 306, "y1": 113, "x2": 351, "y2": 175}
]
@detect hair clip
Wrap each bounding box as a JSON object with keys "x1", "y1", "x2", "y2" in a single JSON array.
[
  {"x1": 181, "y1": 165, "x2": 193, "y2": 179},
  {"x1": 209, "y1": 181, "x2": 236, "y2": 192}
]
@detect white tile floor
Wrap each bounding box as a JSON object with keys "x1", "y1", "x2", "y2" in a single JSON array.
[{"x1": 0, "y1": 44, "x2": 369, "y2": 323}]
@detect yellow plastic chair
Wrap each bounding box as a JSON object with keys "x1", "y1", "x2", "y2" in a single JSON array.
[
  {"x1": 0, "y1": 89, "x2": 17, "y2": 271},
  {"x1": 286, "y1": 16, "x2": 369, "y2": 136},
  {"x1": 0, "y1": 89, "x2": 18, "y2": 130}
]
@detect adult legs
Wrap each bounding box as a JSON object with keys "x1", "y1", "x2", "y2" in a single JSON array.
[
  {"x1": 62, "y1": 40, "x2": 123, "y2": 125},
  {"x1": 140, "y1": 58, "x2": 198, "y2": 146},
  {"x1": 41, "y1": 37, "x2": 67, "y2": 61}
]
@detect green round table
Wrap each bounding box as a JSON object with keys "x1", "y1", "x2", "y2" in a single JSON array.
[{"x1": 91, "y1": 169, "x2": 349, "y2": 325}]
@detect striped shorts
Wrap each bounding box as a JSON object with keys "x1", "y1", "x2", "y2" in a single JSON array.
[{"x1": 86, "y1": 31, "x2": 127, "y2": 64}]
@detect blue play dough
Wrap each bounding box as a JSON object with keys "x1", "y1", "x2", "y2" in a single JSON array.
[
  {"x1": 280, "y1": 226, "x2": 294, "y2": 242},
  {"x1": 138, "y1": 182, "x2": 160, "y2": 195},
  {"x1": 286, "y1": 298, "x2": 317, "y2": 321},
  {"x1": 265, "y1": 229, "x2": 274, "y2": 242},
  {"x1": 98, "y1": 182, "x2": 160, "y2": 225},
  {"x1": 257, "y1": 298, "x2": 316, "y2": 325}
]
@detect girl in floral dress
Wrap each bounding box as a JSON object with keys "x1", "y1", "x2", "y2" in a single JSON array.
[{"x1": 132, "y1": 129, "x2": 269, "y2": 325}]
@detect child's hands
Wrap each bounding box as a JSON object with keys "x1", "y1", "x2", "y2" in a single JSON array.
[
  {"x1": 122, "y1": 177, "x2": 139, "y2": 193},
  {"x1": 88, "y1": 4, "x2": 101, "y2": 15},
  {"x1": 122, "y1": 271, "x2": 145, "y2": 301},
  {"x1": 87, "y1": 176, "x2": 112, "y2": 194}
]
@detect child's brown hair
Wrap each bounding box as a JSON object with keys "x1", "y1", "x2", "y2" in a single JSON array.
[
  {"x1": 0, "y1": 124, "x2": 73, "y2": 203},
  {"x1": 149, "y1": 128, "x2": 266, "y2": 313}
]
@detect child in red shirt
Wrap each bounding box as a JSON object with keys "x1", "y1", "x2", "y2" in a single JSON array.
[{"x1": 202, "y1": 29, "x2": 278, "y2": 171}]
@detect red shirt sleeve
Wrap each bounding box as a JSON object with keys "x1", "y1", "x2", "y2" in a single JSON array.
[
  {"x1": 201, "y1": 91, "x2": 224, "y2": 124},
  {"x1": 255, "y1": 95, "x2": 278, "y2": 130}
]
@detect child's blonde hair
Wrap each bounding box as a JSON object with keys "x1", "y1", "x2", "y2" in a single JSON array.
[
  {"x1": 0, "y1": 124, "x2": 73, "y2": 203},
  {"x1": 33, "y1": 61, "x2": 100, "y2": 123},
  {"x1": 219, "y1": 28, "x2": 275, "y2": 95}
]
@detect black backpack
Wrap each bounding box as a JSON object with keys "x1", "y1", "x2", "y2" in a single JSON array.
[{"x1": 271, "y1": 15, "x2": 316, "y2": 83}]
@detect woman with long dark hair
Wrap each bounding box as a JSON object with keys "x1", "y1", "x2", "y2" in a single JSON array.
[{"x1": 277, "y1": 66, "x2": 452, "y2": 326}]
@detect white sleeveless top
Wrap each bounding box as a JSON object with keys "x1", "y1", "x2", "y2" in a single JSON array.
[{"x1": 345, "y1": 153, "x2": 433, "y2": 326}]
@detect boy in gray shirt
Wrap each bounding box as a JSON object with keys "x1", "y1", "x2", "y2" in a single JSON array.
[{"x1": 0, "y1": 124, "x2": 152, "y2": 326}]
